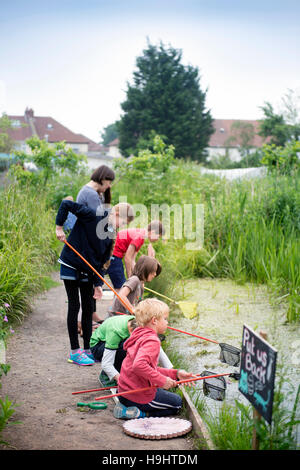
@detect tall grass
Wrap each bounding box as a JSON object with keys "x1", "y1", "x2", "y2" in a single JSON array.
[
  {"x1": 0, "y1": 184, "x2": 59, "y2": 322},
  {"x1": 113, "y1": 160, "x2": 300, "y2": 321},
  {"x1": 200, "y1": 366, "x2": 300, "y2": 450}
]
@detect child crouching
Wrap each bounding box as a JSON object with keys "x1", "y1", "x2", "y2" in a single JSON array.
[
  {"x1": 90, "y1": 314, "x2": 137, "y2": 387},
  {"x1": 113, "y1": 298, "x2": 196, "y2": 420}
]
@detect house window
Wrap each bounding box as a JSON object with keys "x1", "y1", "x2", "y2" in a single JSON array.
[
  {"x1": 11, "y1": 119, "x2": 21, "y2": 128},
  {"x1": 47, "y1": 123, "x2": 53, "y2": 129}
]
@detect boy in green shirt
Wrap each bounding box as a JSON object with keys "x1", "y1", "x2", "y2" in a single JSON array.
[{"x1": 90, "y1": 314, "x2": 137, "y2": 386}]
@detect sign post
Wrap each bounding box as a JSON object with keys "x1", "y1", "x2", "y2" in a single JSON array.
[{"x1": 238, "y1": 325, "x2": 277, "y2": 449}]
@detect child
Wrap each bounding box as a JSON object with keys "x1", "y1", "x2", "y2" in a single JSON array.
[
  {"x1": 108, "y1": 255, "x2": 161, "y2": 317},
  {"x1": 114, "y1": 298, "x2": 196, "y2": 419},
  {"x1": 90, "y1": 315, "x2": 137, "y2": 387},
  {"x1": 55, "y1": 199, "x2": 134, "y2": 366},
  {"x1": 106, "y1": 221, "x2": 165, "y2": 291}
]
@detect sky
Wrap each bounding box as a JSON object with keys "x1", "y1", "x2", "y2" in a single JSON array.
[{"x1": 1, "y1": 0, "x2": 300, "y2": 143}]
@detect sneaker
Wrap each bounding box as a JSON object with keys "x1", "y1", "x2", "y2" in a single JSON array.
[
  {"x1": 68, "y1": 349, "x2": 95, "y2": 366},
  {"x1": 99, "y1": 370, "x2": 117, "y2": 387},
  {"x1": 113, "y1": 402, "x2": 145, "y2": 419},
  {"x1": 84, "y1": 350, "x2": 95, "y2": 361}
]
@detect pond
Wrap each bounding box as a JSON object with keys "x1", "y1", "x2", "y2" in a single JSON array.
[{"x1": 166, "y1": 278, "x2": 300, "y2": 440}]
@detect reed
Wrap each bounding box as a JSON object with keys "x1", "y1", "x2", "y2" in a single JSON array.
[
  {"x1": 114, "y1": 161, "x2": 300, "y2": 321},
  {"x1": 0, "y1": 184, "x2": 59, "y2": 322}
]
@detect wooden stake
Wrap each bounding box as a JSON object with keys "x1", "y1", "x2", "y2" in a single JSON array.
[{"x1": 251, "y1": 330, "x2": 268, "y2": 450}]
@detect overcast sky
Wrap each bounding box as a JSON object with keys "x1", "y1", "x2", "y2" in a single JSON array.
[{"x1": 1, "y1": 0, "x2": 300, "y2": 142}]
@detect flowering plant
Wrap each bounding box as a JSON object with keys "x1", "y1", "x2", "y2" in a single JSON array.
[{"x1": 0, "y1": 303, "x2": 13, "y2": 344}]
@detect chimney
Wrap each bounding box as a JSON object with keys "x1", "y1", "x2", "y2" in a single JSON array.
[
  {"x1": 24, "y1": 108, "x2": 37, "y2": 136},
  {"x1": 24, "y1": 107, "x2": 34, "y2": 121}
]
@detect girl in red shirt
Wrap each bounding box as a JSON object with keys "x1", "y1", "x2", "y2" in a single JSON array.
[{"x1": 106, "y1": 221, "x2": 164, "y2": 291}]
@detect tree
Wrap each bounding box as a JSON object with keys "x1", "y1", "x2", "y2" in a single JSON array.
[
  {"x1": 118, "y1": 41, "x2": 214, "y2": 161},
  {"x1": 259, "y1": 102, "x2": 291, "y2": 146},
  {"x1": 259, "y1": 91, "x2": 300, "y2": 146},
  {"x1": 12, "y1": 136, "x2": 87, "y2": 184},
  {"x1": 280, "y1": 88, "x2": 300, "y2": 140},
  {"x1": 100, "y1": 122, "x2": 119, "y2": 146},
  {"x1": 0, "y1": 114, "x2": 14, "y2": 153}
]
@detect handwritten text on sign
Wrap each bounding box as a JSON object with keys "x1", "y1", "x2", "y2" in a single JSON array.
[{"x1": 239, "y1": 324, "x2": 277, "y2": 425}]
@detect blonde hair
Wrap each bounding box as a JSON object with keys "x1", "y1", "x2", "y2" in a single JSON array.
[{"x1": 134, "y1": 298, "x2": 169, "y2": 327}]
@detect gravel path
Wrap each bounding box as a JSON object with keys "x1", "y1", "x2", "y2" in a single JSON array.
[{"x1": 0, "y1": 272, "x2": 195, "y2": 452}]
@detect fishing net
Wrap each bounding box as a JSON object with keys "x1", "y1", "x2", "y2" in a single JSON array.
[
  {"x1": 201, "y1": 370, "x2": 227, "y2": 401},
  {"x1": 177, "y1": 301, "x2": 198, "y2": 319},
  {"x1": 219, "y1": 343, "x2": 241, "y2": 367}
]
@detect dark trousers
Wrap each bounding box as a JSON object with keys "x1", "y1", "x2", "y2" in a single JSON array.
[
  {"x1": 63, "y1": 279, "x2": 94, "y2": 350},
  {"x1": 91, "y1": 339, "x2": 126, "y2": 371},
  {"x1": 106, "y1": 256, "x2": 126, "y2": 289},
  {"x1": 119, "y1": 388, "x2": 182, "y2": 417}
]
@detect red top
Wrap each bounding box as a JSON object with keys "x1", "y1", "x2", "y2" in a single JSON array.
[
  {"x1": 118, "y1": 327, "x2": 178, "y2": 403},
  {"x1": 113, "y1": 228, "x2": 147, "y2": 258}
]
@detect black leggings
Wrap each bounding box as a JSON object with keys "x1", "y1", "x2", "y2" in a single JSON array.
[{"x1": 63, "y1": 279, "x2": 94, "y2": 350}]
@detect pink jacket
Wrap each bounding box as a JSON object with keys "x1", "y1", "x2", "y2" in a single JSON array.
[{"x1": 118, "y1": 327, "x2": 178, "y2": 404}]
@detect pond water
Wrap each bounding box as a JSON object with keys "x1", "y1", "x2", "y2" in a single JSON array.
[{"x1": 166, "y1": 278, "x2": 300, "y2": 440}]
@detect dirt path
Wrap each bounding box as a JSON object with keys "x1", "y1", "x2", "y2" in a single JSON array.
[{"x1": 0, "y1": 272, "x2": 195, "y2": 451}]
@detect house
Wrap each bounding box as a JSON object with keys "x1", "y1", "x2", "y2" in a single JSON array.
[
  {"x1": 4, "y1": 108, "x2": 115, "y2": 169},
  {"x1": 207, "y1": 119, "x2": 266, "y2": 162},
  {"x1": 107, "y1": 137, "x2": 122, "y2": 158},
  {"x1": 106, "y1": 119, "x2": 267, "y2": 162}
]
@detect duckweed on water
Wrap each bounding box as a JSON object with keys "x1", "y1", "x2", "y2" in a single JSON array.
[{"x1": 164, "y1": 278, "x2": 300, "y2": 449}]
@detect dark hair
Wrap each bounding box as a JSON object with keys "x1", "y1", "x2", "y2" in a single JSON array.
[
  {"x1": 90, "y1": 165, "x2": 115, "y2": 204},
  {"x1": 147, "y1": 220, "x2": 165, "y2": 236},
  {"x1": 132, "y1": 255, "x2": 162, "y2": 281}
]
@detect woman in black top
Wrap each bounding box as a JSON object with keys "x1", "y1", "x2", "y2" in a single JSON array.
[{"x1": 55, "y1": 199, "x2": 134, "y2": 366}]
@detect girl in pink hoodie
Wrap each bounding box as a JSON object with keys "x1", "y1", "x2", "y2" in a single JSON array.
[{"x1": 114, "y1": 298, "x2": 196, "y2": 419}]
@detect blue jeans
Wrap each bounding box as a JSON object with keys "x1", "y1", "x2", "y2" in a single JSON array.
[
  {"x1": 119, "y1": 388, "x2": 182, "y2": 417},
  {"x1": 90, "y1": 339, "x2": 126, "y2": 370},
  {"x1": 106, "y1": 256, "x2": 126, "y2": 289}
]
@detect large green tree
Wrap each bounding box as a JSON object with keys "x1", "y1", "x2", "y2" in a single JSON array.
[{"x1": 118, "y1": 41, "x2": 213, "y2": 161}]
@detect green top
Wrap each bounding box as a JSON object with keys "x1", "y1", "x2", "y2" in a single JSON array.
[{"x1": 90, "y1": 314, "x2": 135, "y2": 349}]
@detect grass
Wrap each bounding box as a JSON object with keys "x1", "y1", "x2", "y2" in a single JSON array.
[
  {"x1": 114, "y1": 160, "x2": 300, "y2": 321},
  {"x1": 0, "y1": 183, "x2": 60, "y2": 323},
  {"x1": 0, "y1": 152, "x2": 299, "y2": 447},
  {"x1": 164, "y1": 333, "x2": 300, "y2": 450}
]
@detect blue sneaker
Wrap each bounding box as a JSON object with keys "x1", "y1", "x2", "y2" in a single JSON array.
[
  {"x1": 84, "y1": 350, "x2": 95, "y2": 361},
  {"x1": 113, "y1": 402, "x2": 145, "y2": 419},
  {"x1": 68, "y1": 349, "x2": 95, "y2": 366}
]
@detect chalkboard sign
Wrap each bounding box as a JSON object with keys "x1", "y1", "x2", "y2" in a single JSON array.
[{"x1": 239, "y1": 324, "x2": 277, "y2": 425}]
